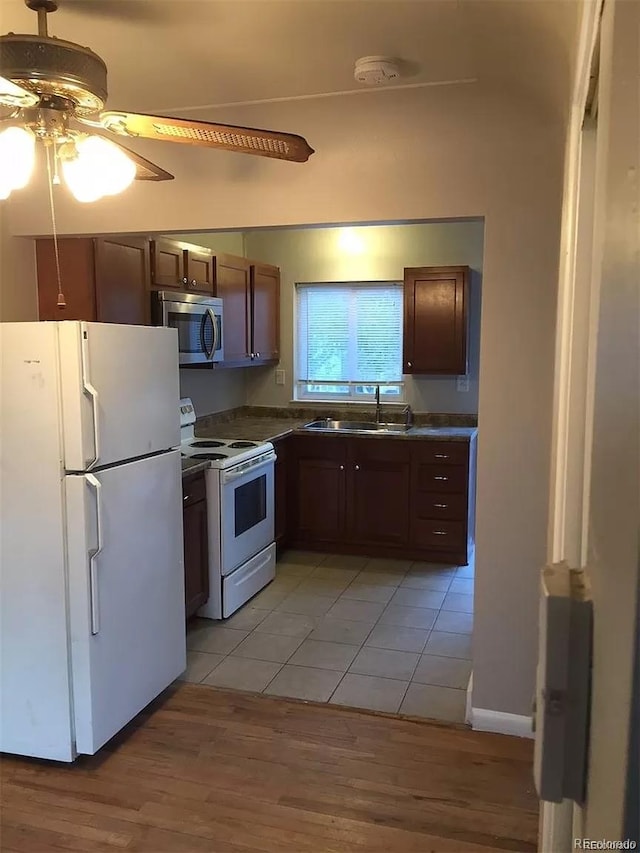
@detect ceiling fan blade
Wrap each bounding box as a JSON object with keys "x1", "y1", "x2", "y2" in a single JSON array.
[
  {"x1": 90, "y1": 131, "x2": 174, "y2": 181},
  {"x1": 99, "y1": 111, "x2": 314, "y2": 163},
  {"x1": 0, "y1": 76, "x2": 39, "y2": 108}
]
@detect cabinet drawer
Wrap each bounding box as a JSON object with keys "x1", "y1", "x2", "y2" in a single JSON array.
[
  {"x1": 412, "y1": 441, "x2": 468, "y2": 466},
  {"x1": 411, "y1": 519, "x2": 466, "y2": 551},
  {"x1": 413, "y1": 491, "x2": 467, "y2": 521},
  {"x1": 182, "y1": 473, "x2": 206, "y2": 506},
  {"x1": 415, "y1": 464, "x2": 467, "y2": 493}
]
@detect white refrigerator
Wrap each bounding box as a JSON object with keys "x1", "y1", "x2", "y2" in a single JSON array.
[{"x1": 0, "y1": 321, "x2": 186, "y2": 761}]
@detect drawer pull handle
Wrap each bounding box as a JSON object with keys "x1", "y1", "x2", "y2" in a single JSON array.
[
  {"x1": 433, "y1": 530, "x2": 448, "y2": 536},
  {"x1": 434, "y1": 503, "x2": 448, "y2": 508},
  {"x1": 434, "y1": 476, "x2": 448, "y2": 481},
  {"x1": 434, "y1": 454, "x2": 449, "y2": 459}
]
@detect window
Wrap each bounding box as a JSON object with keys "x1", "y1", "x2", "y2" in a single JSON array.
[{"x1": 296, "y1": 282, "x2": 403, "y2": 401}]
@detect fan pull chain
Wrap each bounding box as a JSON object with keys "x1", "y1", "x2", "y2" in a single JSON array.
[{"x1": 44, "y1": 143, "x2": 66, "y2": 309}]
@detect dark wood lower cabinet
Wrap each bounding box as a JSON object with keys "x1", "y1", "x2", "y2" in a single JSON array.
[
  {"x1": 347, "y1": 439, "x2": 411, "y2": 547},
  {"x1": 273, "y1": 437, "x2": 290, "y2": 550},
  {"x1": 290, "y1": 433, "x2": 475, "y2": 564},
  {"x1": 182, "y1": 471, "x2": 209, "y2": 619}
]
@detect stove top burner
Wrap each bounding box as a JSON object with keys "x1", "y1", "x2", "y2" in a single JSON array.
[
  {"x1": 228, "y1": 441, "x2": 258, "y2": 448},
  {"x1": 191, "y1": 440, "x2": 226, "y2": 448},
  {"x1": 190, "y1": 452, "x2": 228, "y2": 460}
]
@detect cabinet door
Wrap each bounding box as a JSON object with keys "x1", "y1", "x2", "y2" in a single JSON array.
[
  {"x1": 185, "y1": 248, "x2": 215, "y2": 295},
  {"x1": 273, "y1": 437, "x2": 289, "y2": 549},
  {"x1": 292, "y1": 436, "x2": 347, "y2": 545},
  {"x1": 216, "y1": 253, "x2": 251, "y2": 364},
  {"x1": 36, "y1": 238, "x2": 97, "y2": 321},
  {"x1": 250, "y1": 262, "x2": 280, "y2": 362},
  {"x1": 403, "y1": 266, "x2": 468, "y2": 374},
  {"x1": 94, "y1": 236, "x2": 150, "y2": 325},
  {"x1": 150, "y1": 239, "x2": 186, "y2": 289},
  {"x1": 183, "y1": 474, "x2": 209, "y2": 619},
  {"x1": 347, "y1": 439, "x2": 410, "y2": 547}
]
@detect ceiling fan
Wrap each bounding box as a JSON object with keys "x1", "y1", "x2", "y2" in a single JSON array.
[{"x1": 0, "y1": 0, "x2": 314, "y2": 201}]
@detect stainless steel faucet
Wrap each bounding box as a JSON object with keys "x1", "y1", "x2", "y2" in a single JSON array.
[
  {"x1": 402, "y1": 404, "x2": 414, "y2": 428},
  {"x1": 375, "y1": 384, "x2": 382, "y2": 423}
]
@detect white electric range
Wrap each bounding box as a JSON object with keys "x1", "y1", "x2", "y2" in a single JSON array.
[{"x1": 180, "y1": 398, "x2": 276, "y2": 619}]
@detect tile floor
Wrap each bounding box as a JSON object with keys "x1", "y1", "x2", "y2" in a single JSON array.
[{"x1": 182, "y1": 550, "x2": 474, "y2": 723}]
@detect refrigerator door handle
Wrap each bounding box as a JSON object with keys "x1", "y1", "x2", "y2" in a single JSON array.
[
  {"x1": 81, "y1": 328, "x2": 101, "y2": 470},
  {"x1": 86, "y1": 474, "x2": 104, "y2": 635}
]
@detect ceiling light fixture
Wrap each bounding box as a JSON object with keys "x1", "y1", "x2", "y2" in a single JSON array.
[{"x1": 0, "y1": 121, "x2": 137, "y2": 203}]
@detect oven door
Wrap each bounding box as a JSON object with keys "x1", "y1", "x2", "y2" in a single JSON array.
[
  {"x1": 161, "y1": 299, "x2": 221, "y2": 366},
  {"x1": 219, "y1": 451, "x2": 275, "y2": 575}
]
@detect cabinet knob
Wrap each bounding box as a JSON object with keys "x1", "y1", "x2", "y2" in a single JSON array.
[
  {"x1": 339, "y1": 464, "x2": 344, "y2": 470},
  {"x1": 434, "y1": 475, "x2": 448, "y2": 481},
  {"x1": 256, "y1": 352, "x2": 260, "y2": 358},
  {"x1": 191, "y1": 279, "x2": 197, "y2": 287},
  {"x1": 182, "y1": 277, "x2": 188, "y2": 284},
  {"x1": 407, "y1": 361, "x2": 412, "y2": 368},
  {"x1": 354, "y1": 464, "x2": 360, "y2": 471},
  {"x1": 183, "y1": 495, "x2": 189, "y2": 502},
  {"x1": 434, "y1": 503, "x2": 448, "y2": 509}
]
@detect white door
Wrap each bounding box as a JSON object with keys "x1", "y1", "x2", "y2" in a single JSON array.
[
  {"x1": 65, "y1": 450, "x2": 185, "y2": 755},
  {"x1": 59, "y1": 322, "x2": 180, "y2": 471}
]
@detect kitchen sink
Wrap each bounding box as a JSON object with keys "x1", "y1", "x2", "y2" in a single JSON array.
[{"x1": 302, "y1": 418, "x2": 411, "y2": 434}]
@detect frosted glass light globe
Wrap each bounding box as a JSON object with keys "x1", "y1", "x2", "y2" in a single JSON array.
[
  {"x1": 62, "y1": 135, "x2": 136, "y2": 203},
  {"x1": 0, "y1": 126, "x2": 36, "y2": 193}
]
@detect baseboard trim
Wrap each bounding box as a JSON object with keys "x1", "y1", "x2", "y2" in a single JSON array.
[
  {"x1": 471, "y1": 707, "x2": 534, "y2": 739},
  {"x1": 465, "y1": 673, "x2": 473, "y2": 724}
]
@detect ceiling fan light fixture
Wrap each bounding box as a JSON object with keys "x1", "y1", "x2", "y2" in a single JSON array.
[
  {"x1": 0, "y1": 126, "x2": 36, "y2": 197},
  {"x1": 61, "y1": 134, "x2": 136, "y2": 202}
]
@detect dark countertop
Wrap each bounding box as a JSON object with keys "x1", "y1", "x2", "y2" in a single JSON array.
[{"x1": 195, "y1": 417, "x2": 477, "y2": 444}]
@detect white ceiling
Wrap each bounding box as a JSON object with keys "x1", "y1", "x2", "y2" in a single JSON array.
[{"x1": 1, "y1": 0, "x2": 579, "y2": 120}]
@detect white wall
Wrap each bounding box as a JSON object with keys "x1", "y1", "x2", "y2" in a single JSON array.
[
  {"x1": 0, "y1": 208, "x2": 37, "y2": 322},
  {"x1": 3, "y1": 83, "x2": 565, "y2": 717},
  {"x1": 244, "y1": 220, "x2": 483, "y2": 413}
]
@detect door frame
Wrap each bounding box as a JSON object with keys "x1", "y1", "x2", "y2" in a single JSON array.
[{"x1": 542, "y1": 0, "x2": 603, "y2": 849}]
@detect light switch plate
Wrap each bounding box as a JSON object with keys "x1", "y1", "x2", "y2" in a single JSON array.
[
  {"x1": 275, "y1": 369, "x2": 285, "y2": 386},
  {"x1": 457, "y1": 376, "x2": 470, "y2": 392}
]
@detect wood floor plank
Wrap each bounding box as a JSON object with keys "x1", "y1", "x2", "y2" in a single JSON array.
[{"x1": 0, "y1": 683, "x2": 538, "y2": 852}]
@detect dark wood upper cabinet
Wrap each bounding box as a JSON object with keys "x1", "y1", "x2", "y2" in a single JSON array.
[
  {"x1": 150, "y1": 238, "x2": 186, "y2": 289},
  {"x1": 216, "y1": 253, "x2": 252, "y2": 365},
  {"x1": 215, "y1": 255, "x2": 281, "y2": 367},
  {"x1": 36, "y1": 236, "x2": 150, "y2": 325},
  {"x1": 250, "y1": 262, "x2": 280, "y2": 363},
  {"x1": 403, "y1": 265, "x2": 469, "y2": 375},
  {"x1": 184, "y1": 248, "x2": 215, "y2": 295},
  {"x1": 94, "y1": 236, "x2": 150, "y2": 325},
  {"x1": 150, "y1": 240, "x2": 215, "y2": 295}
]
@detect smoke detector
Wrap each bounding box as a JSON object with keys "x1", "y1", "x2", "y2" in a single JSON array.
[{"x1": 354, "y1": 56, "x2": 401, "y2": 86}]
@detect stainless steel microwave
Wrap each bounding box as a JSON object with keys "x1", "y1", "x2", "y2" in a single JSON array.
[{"x1": 151, "y1": 291, "x2": 224, "y2": 366}]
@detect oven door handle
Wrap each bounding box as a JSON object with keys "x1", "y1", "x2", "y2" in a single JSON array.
[{"x1": 221, "y1": 451, "x2": 276, "y2": 484}]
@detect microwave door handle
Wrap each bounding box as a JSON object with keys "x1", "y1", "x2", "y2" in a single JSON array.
[
  {"x1": 199, "y1": 312, "x2": 210, "y2": 360},
  {"x1": 206, "y1": 308, "x2": 218, "y2": 360}
]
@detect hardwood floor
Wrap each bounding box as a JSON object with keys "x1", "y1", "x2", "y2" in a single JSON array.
[{"x1": 0, "y1": 684, "x2": 538, "y2": 852}]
